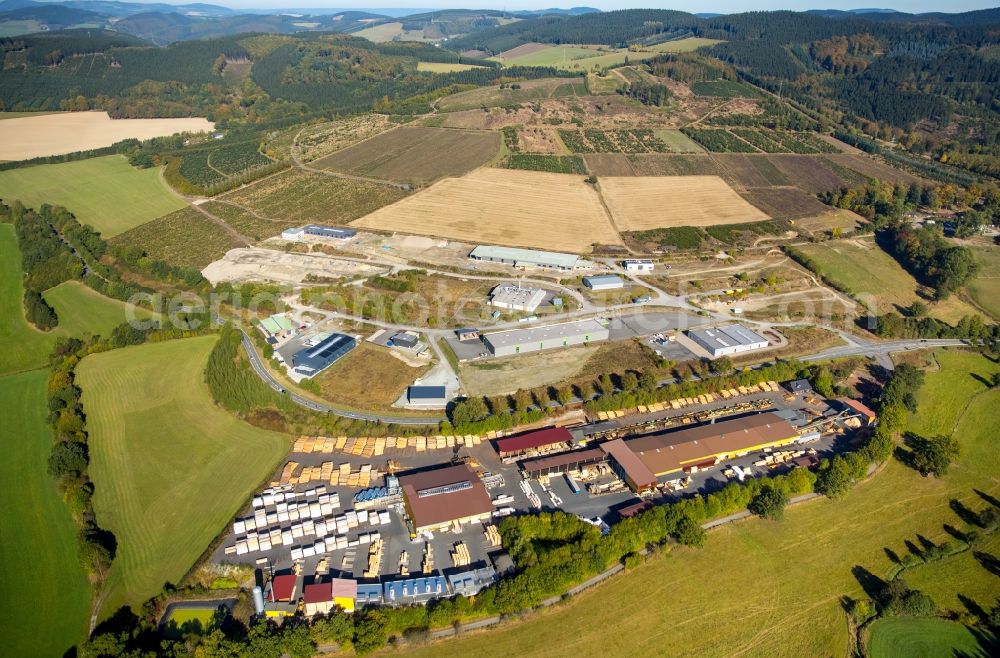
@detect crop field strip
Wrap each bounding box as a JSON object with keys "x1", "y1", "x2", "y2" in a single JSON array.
[
  {"x1": 351, "y1": 168, "x2": 622, "y2": 252},
  {"x1": 0, "y1": 155, "x2": 187, "y2": 237},
  {"x1": 217, "y1": 168, "x2": 408, "y2": 229},
  {"x1": 313, "y1": 126, "x2": 501, "y2": 183},
  {"x1": 292, "y1": 114, "x2": 391, "y2": 162},
  {"x1": 78, "y1": 336, "x2": 289, "y2": 617},
  {"x1": 178, "y1": 140, "x2": 273, "y2": 188},
  {"x1": 599, "y1": 175, "x2": 771, "y2": 230},
  {"x1": 558, "y1": 129, "x2": 677, "y2": 154},
  {"x1": 405, "y1": 350, "x2": 1000, "y2": 658},
  {"x1": 111, "y1": 206, "x2": 242, "y2": 270}
]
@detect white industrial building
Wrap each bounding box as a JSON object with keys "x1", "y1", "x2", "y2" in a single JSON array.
[
  {"x1": 281, "y1": 225, "x2": 357, "y2": 241},
  {"x1": 623, "y1": 259, "x2": 655, "y2": 272},
  {"x1": 582, "y1": 274, "x2": 625, "y2": 291},
  {"x1": 482, "y1": 318, "x2": 609, "y2": 357},
  {"x1": 469, "y1": 245, "x2": 593, "y2": 271},
  {"x1": 687, "y1": 324, "x2": 769, "y2": 358},
  {"x1": 489, "y1": 284, "x2": 546, "y2": 312}
]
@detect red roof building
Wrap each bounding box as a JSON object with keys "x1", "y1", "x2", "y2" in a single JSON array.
[
  {"x1": 841, "y1": 398, "x2": 877, "y2": 425},
  {"x1": 268, "y1": 574, "x2": 298, "y2": 602},
  {"x1": 494, "y1": 427, "x2": 573, "y2": 457},
  {"x1": 399, "y1": 463, "x2": 494, "y2": 533}
]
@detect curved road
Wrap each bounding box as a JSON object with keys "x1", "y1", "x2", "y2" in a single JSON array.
[{"x1": 239, "y1": 330, "x2": 445, "y2": 426}]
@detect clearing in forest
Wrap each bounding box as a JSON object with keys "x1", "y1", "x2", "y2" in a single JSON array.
[
  {"x1": 351, "y1": 168, "x2": 622, "y2": 252},
  {"x1": 313, "y1": 126, "x2": 500, "y2": 183},
  {"x1": 600, "y1": 175, "x2": 770, "y2": 230},
  {"x1": 78, "y1": 336, "x2": 288, "y2": 617}
]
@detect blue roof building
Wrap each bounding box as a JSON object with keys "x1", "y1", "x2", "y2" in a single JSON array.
[
  {"x1": 292, "y1": 333, "x2": 356, "y2": 376},
  {"x1": 383, "y1": 575, "x2": 449, "y2": 605},
  {"x1": 304, "y1": 225, "x2": 356, "y2": 240},
  {"x1": 407, "y1": 385, "x2": 447, "y2": 406},
  {"x1": 356, "y1": 583, "x2": 383, "y2": 607}
]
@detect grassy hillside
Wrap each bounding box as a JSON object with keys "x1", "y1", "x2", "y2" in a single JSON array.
[
  {"x1": 0, "y1": 224, "x2": 56, "y2": 375},
  {"x1": 77, "y1": 336, "x2": 289, "y2": 617},
  {"x1": 0, "y1": 156, "x2": 186, "y2": 237},
  {"x1": 0, "y1": 370, "x2": 91, "y2": 657},
  {"x1": 402, "y1": 349, "x2": 1000, "y2": 658},
  {"x1": 44, "y1": 280, "x2": 160, "y2": 339}
]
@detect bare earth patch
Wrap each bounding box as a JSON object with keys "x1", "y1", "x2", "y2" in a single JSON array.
[
  {"x1": 351, "y1": 168, "x2": 622, "y2": 252},
  {"x1": 0, "y1": 111, "x2": 213, "y2": 160},
  {"x1": 599, "y1": 175, "x2": 770, "y2": 230},
  {"x1": 517, "y1": 127, "x2": 565, "y2": 153}
]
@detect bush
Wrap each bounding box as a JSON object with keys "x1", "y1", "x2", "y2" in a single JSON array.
[{"x1": 748, "y1": 486, "x2": 789, "y2": 521}]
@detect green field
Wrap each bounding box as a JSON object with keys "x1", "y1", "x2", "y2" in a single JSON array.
[
  {"x1": 0, "y1": 156, "x2": 187, "y2": 237},
  {"x1": 503, "y1": 45, "x2": 608, "y2": 66},
  {"x1": 0, "y1": 19, "x2": 43, "y2": 37},
  {"x1": 44, "y1": 280, "x2": 160, "y2": 339},
  {"x1": 78, "y1": 336, "x2": 289, "y2": 616},
  {"x1": 795, "y1": 238, "x2": 983, "y2": 323},
  {"x1": 905, "y1": 533, "x2": 1000, "y2": 614},
  {"x1": 0, "y1": 370, "x2": 92, "y2": 656},
  {"x1": 404, "y1": 349, "x2": 1000, "y2": 658},
  {"x1": 503, "y1": 38, "x2": 721, "y2": 70},
  {"x1": 0, "y1": 224, "x2": 56, "y2": 374},
  {"x1": 965, "y1": 244, "x2": 1000, "y2": 321},
  {"x1": 868, "y1": 618, "x2": 987, "y2": 658},
  {"x1": 653, "y1": 129, "x2": 706, "y2": 153}
]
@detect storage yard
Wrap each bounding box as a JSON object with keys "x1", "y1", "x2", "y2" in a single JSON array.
[{"x1": 213, "y1": 380, "x2": 865, "y2": 605}]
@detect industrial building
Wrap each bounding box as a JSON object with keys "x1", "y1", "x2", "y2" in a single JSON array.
[
  {"x1": 284, "y1": 225, "x2": 358, "y2": 241},
  {"x1": 625, "y1": 412, "x2": 799, "y2": 478},
  {"x1": 303, "y1": 579, "x2": 357, "y2": 616},
  {"x1": 582, "y1": 274, "x2": 625, "y2": 291},
  {"x1": 383, "y1": 575, "x2": 449, "y2": 605},
  {"x1": 469, "y1": 245, "x2": 592, "y2": 271},
  {"x1": 519, "y1": 447, "x2": 606, "y2": 478},
  {"x1": 455, "y1": 328, "x2": 480, "y2": 342},
  {"x1": 257, "y1": 313, "x2": 295, "y2": 344},
  {"x1": 489, "y1": 284, "x2": 546, "y2": 312},
  {"x1": 600, "y1": 439, "x2": 657, "y2": 492},
  {"x1": 623, "y1": 259, "x2": 654, "y2": 272},
  {"x1": 840, "y1": 398, "x2": 877, "y2": 426},
  {"x1": 407, "y1": 385, "x2": 447, "y2": 407},
  {"x1": 291, "y1": 333, "x2": 357, "y2": 376},
  {"x1": 399, "y1": 464, "x2": 494, "y2": 534},
  {"x1": 388, "y1": 331, "x2": 420, "y2": 349},
  {"x1": 482, "y1": 318, "x2": 609, "y2": 357},
  {"x1": 687, "y1": 324, "x2": 769, "y2": 358},
  {"x1": 494, "y1": 426, "x2": 573, "y2": 459},
  {"x1": 448, "y1": 566, "x2": 498, "y2": 597}
]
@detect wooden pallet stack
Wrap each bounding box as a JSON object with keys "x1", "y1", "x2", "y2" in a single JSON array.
[
  {"x1": 364, "y1": 539, "x2": 383, "y2": 579},
  {"x1": 422, "y1": 543, "x2": 434, "y2": 574}
]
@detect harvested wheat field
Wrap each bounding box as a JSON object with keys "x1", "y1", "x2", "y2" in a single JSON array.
[
  {"x1": 600, "y1": 176, "x2": 770, "y2": 230},
  {"x1": 0, "y1": 112, "x2": 213, "y2": 160},
  {"x1": 351, "y1": 168, "x2": 621, "y2": 252}
]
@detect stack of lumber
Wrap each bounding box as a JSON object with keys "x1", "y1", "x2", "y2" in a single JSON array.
[
  {"x1": 450, "y1": 542, "x2": 471, "y2": 567},
  {"x1": 364, "y1": 539, "x2": 383, "y2": 578},
  {"x1": 484, "y1": 524, "x2": 502, "y2": 548}
]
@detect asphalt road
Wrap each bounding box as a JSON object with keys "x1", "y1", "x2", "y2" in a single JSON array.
[{"x1": 239, "y1": 330, "x2": 445, "y2": 426}]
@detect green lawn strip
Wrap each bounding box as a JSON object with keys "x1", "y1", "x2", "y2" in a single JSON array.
[
  {"x1": 0, "y1": 370, "x2": 91, "y2": 656},
  {"x1": 0, "y1": 224, "x2": 56, "y2": 374},
  {"x1": 77, "y1": 336, "x2": 289, "y2": 617},
  {"x1": 868, "y1": 617, "x2": 987, "y2": 658},
  {"x1": 43, "y1": 280, "x2": 160, "y2": 339},
  {"x1": 0, "y1": 156, "x2": 186, "y2": 237}
]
